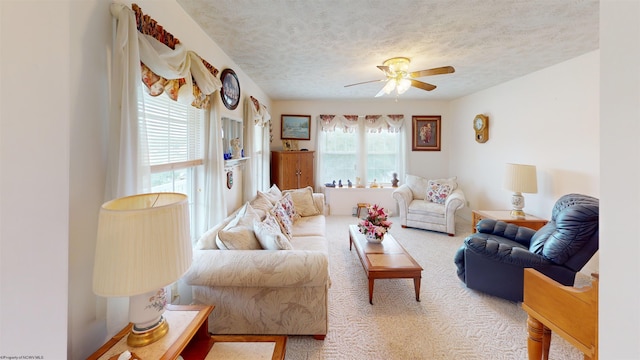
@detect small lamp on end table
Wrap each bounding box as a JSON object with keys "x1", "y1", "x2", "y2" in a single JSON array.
[
  {"x1": 93, "y1": 193, "x2": 192, "y2": 347},
  {"x1": 504, "y1": 163, "x2": 538, "y2": 219}
]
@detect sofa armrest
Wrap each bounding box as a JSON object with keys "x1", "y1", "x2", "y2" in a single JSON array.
[
  {"x1": 393, "y1": 185, "x2": 413, "y2": 207},
  {"x1": 445, "y1": 188, "x2": 465, "y2": 211},
  {"x1": 183, "y1": 249, "x2": 328, "y2": 288},
  {"x1": 313, "y1": 193, "x2": 325, "y2": 214}
]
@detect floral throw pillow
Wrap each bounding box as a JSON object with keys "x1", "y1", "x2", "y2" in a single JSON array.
[
  {"x1": 270, "y1": 201, "x2": 293, "y2": 239},
  {"x1": 425, "y1": 180, "x2": 453, "y2": 204},
  {"x1": 279, "y1": 192, "x2": 297, "y2": 221}
]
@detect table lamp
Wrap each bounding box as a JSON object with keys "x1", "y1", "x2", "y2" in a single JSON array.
[
  {"x1": 503, "y1": 163, "x2": 538, "y2": 218},
  {"x1": 93, "y1": 193, "x2": 192, "y2": 347}
]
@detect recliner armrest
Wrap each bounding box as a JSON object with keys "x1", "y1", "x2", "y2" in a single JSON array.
[{"x1": 477, "y1": 219, "x2": 536, "y2": 247}]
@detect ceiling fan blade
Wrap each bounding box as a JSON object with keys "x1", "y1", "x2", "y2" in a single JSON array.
[
  {"x1": 411, "y1": 79, "x2": 437, "y2": 91},
  {"x1": 377, "y1": 65, "x2": 391, "y2": 75},
  {"x1": 409, "y1": 66, "x2": 455, "y2": 78},
  {"x1": 344, "y1": 79, "x2": 386, "y2": 88}
]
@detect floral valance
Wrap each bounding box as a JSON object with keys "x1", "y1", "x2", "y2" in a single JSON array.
[
  {"x1": 113, "y1": 4, "x2": 222, "y2": 109},
  {"x1": 318, "y1": 114, "x2": 404, "y2": 133}
]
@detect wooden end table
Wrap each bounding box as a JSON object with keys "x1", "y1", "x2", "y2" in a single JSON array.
[
  {"x1": 471, "y1": 210, "x2": 548, "y2": 233},
  {"x1": 88, "y1": 304, "x2": 214, "y2": 360},
  {"x1": 349, "y1": 225, "x2": 423, "y2": 305}
]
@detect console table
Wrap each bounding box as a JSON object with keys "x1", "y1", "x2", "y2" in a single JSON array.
[{"x1": 471, "y1": 210, "x2": 548, "y2": 233}]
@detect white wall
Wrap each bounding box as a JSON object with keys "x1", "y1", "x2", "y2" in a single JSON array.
[
  {"x1": 449, "y1": 51, "x2": 600, "y2": 221},
  {"x1": 1, "y1": 2, "x2": 71, "y2": 358},
  {"x1": 600, "y1": 1, "x2": 640, "y2": 357}
]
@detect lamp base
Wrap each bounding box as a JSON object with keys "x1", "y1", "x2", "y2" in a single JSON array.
[
  {"x1": 510, "y1": 209, "x2": 526, "y2": 219},
  {"x1": 127, "y1": 316, "x2": 169, "y2": 347}
]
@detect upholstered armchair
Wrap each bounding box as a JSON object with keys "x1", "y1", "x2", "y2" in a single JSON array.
[
  {"x1": 392, "y1": 174, "x2": 465, "y2": 236},
  {"x1": 454, "y1": 193, "x2": 599, "y2": 302}
]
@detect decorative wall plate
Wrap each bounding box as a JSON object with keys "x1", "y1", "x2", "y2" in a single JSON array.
[{"x1": 220, "y1": 68, "x2": 240, "y2": 110}]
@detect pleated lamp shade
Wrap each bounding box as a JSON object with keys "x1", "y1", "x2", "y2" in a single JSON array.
[
  {"x1": 504, "y1": 163, "x2": 538, "y2": 194},
  {"x1": 93, "y1": 193, "x2": 192, "y2": 297}
]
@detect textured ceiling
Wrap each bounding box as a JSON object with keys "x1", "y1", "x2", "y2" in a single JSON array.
[{"x1": 177, "y1": 0, "x2": 599, "y2": 101}]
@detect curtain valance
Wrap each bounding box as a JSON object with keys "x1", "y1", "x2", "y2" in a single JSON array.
[
  {"x1": 111, "y1": 3, "x2": 222, "y2": 109},
  {"x1": 318, "y1": 114, "x2": 404, "y2": 133},
  {"x1": 248, "y1": 96, "x2": 271, "y2": 126}
]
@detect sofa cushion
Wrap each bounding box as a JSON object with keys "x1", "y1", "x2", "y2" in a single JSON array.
[
  {"x1": 250, "y1": 193, "x2": 273, "y2": 219},
  {"x1": 405, "y1": 174, "x2": 430, "y2": 200},
  {"x1": 291, "y1": 214, "x2": 326, "y2": 237},
  {"x1": 284, "y1": 186, "x2": 321, "y2": 217},
  {"x1": 288, "y1": 235, "x2": 329, "y2": 253},
  {"x1": 426, "y1": 180, "x2": 453, "y2": 204},
  {"x1": 259, "y1": 184, "x2": 283, "y2": 204},
  {"x1": 216, "y1": 203, "x2": 262, "y2": 250},
  {"x1": 408, "y1": 199, "x2": 446, "y2": 216},
  {"x1": 253, "y1": 213, "x2": 293, "y2": 250}
]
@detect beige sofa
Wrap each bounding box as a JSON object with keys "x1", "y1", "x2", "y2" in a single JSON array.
[
  {"x1": 182, "y1": 187, "x2": 329, "y2": 339},
  {"x1": 393, "y1": 174, "x2": 465, "y2": 236}
]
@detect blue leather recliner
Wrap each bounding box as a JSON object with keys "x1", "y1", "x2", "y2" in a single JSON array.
[{"x1": 454, "y1": 193, "x2": 599, "y2": 302}]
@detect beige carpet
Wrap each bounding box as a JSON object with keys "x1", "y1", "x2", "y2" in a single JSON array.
[{"x1": 284, "y1": 215, "x2": 588, "y2": 359}]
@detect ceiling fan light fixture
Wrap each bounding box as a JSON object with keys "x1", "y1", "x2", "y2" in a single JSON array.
[
  {"x1": 382, "y1": 79, "x2": 396, "y2": 94},
  {"x1": 397, "y1": 78, "x2": 411, "y2": 94},
  {"x1": 383, "y1": 57, "x2": 410, "y2": 76}
]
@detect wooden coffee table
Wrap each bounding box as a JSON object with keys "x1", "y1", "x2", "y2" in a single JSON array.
[{"x1": 348, "y1": 225, "x2": 423, "y2": 304}]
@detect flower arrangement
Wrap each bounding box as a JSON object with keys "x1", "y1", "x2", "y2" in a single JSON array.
[{"x1": 357, "y1": 204, "x2": 392, "y2": 240}]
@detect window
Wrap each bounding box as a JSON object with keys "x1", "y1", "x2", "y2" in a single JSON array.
[
  {"x1": 319, "y1": 115, "x2": 404, "y2": 186},
  {"x1": 138, "y1": 92, "x2": 205, "y2": 240}
]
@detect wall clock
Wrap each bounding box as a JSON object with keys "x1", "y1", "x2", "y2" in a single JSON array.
[
  {"x1": 220, "y1": 68, "x2": 240, "y2": 110},
  {"x1": 473, "y1": 114, "x2": 489, "y2": 143}
]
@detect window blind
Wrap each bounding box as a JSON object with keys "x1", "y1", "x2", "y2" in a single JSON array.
[{"x1": 139, "y1": 92, "x2": 205, "y2": 173}]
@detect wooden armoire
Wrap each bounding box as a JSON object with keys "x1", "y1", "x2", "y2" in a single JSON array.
[{"x1": 271, "y1": 150, "x2": 315, "y2": 190}]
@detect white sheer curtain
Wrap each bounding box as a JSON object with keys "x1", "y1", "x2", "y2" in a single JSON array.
[
  {"x1": 105, "y1": 3, "x2": 222, "y2": 338},
  {"x1": 105, "y1": 3, "x2": 150, "y2": 201},
  {"x1": 203, "y1": 101, "x2": 226, "y2": 229},
  {"x1": 243, "y1": 97, "x2": 271, "y2": 201}
]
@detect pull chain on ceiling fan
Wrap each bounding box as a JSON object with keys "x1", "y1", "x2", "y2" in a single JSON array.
[{"x1": 344, "y1": 57, "x2": 455, "y2": 97}]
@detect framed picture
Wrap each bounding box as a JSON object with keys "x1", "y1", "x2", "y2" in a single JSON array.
[
  {"x1": 282, "y1": 139, "x2": 299, "y2": 151},
  {"x1": 281, "y1": 114, "x2": 311, "y2": 140},
  {"x1": 412, "y1": 115, "x2": 441, "y2": 151},
  {"x1": 220, "y1": 68, "x2": 240, "y2": 110}
]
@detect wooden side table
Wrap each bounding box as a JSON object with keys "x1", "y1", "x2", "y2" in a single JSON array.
[
  {"x1": 88, "y1": 304, "x2": 214, "y2": 360},
  {"x1": 471, "y1": 210, "x2": 548, "y2": 233}
]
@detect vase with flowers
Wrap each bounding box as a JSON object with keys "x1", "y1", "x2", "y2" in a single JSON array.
[{"x1": 357, "y1": 204, "x2": 392, "y2": 243}]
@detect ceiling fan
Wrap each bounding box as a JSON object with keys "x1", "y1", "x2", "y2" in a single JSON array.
[{"x1": 344, "y1": 57, "x2": 455, "y2": 97}]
